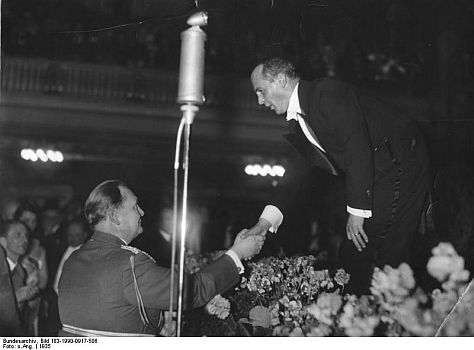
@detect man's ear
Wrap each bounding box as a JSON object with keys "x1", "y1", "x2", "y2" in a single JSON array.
[
  {"x1": 108, "y1": 209, "x2": 120, "y2": 226},
  {"x1": 0, "y1": 237, "x2": 7, "y2": 248}
]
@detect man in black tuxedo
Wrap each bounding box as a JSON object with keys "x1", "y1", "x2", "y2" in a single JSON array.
[{"x1": 245, "y1": 57, "x2": 430, "y2": 295}]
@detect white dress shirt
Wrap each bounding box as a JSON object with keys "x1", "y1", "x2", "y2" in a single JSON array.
[
  {"x1": 260, "y1": 83, "x2": 372, "y2": 233},
  {"x1": 6, "y1": 257, "x2": 17, "y2": 271},
  {"x1": 224, "y1": 250, "x2": 244, "y2": 274}
]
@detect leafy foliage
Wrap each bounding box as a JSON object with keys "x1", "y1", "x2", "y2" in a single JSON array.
[{"x1": 183, "y1": 242, "x2": 473, "y2": 336}]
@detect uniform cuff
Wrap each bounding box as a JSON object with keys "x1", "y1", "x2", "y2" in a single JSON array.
[
  {"x1": 347, "y1": 206, "x2": 372, "y2": 218},
  {"x1": 260, "y1": 205, "x2": 283, "y2": 233},
  {"x1": 225, "y1": 250, "x2": 244, "y2": 274}
]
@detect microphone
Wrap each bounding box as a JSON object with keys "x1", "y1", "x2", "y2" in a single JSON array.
[{"x1": 177, "y1": 12, "x2": 208, "y2": 105}]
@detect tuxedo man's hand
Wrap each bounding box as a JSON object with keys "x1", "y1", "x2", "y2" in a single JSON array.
[
  {"x1": 240, "y1": 218, "x2": 272, "y2": 239},
  {"x1": 346, "y1": 214, "x2": 368, "y2": 252},
  {"x1": 230, "y1": 229, "x2": 265, "y2": 260}
]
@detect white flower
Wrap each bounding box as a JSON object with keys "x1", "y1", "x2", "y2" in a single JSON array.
[
  {"x1": 306, "y1": 324, "x2": 332, "y2": 336},
  {"x1": 427, "y1": 242, "x2": 470, "y2": 288},
  {"x1": 289, "y1": 327, "x2": 304, "y2": 337},
  {"x1": 427, "y1": 256, "x2": 457, "y2": 281},
  {"x1": 307, "y1": 304, "x2": 333, "y2": 325},
  {"x1": 371, "y1": 264, "x2": 415, "y2": 305},
  {"x1": 398, "y1": 263, "x2": 416, "y2": 290},
  {"x1": 339, "y1": 301, "x2": 379, "y2": 337},
  {"x1": 432, "y1": 242, "x2": 457, "y2": 256},
  {"x1": 248, "y1": 306, "x2": 272, "y2": 328},
  {"x1": 205, "y1": 294, "x2": 230, "y2": 319}
]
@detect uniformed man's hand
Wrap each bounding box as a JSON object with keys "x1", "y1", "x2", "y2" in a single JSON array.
[
  {"x1": 240, "y1": 218, "x2": 271, "y2": 239},
  {"x1": 230, "y1": 229, "x2": 265, "y2": 260},
  {"x1": 346, "y1": 214, "x2": 368, "y2": 252}
]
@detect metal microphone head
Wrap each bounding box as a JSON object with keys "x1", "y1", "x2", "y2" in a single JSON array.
[
  {"x1": 177, "y1": 13, "x2": 208, "y2": 105},
  {"x1": 186, "y1": 11, "x2": 208, "y2": 27}
]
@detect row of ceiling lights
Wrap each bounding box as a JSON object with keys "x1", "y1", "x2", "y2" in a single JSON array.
[
  {"x1": 19, "y1": 148, "x2": 284, "y2": 176},
  {"x1": 20, "y1": 148, "x2": 64, "y2": 163},
  {"x1": 244, "y1": 164, "x2": 285, "y2": 177}
]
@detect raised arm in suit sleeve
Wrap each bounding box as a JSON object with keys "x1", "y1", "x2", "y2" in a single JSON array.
[
  {"x1": 318, "y1": 81, "x2": 374, "y2": 211},
  {"x1": 122, "y1": 252, "x2": 240, "y2": 311}
]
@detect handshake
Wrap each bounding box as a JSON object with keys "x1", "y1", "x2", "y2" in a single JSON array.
[{"x1": 228, "y1": 218, "x2": 272, "y2": 261}]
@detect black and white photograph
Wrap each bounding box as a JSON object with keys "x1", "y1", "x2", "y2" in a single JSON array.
[{"x1": 1, "y1": 0, "x2": 473, "y2": 340}]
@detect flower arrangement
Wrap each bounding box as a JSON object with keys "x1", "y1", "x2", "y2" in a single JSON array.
[
  {"x1": 184, "y1": 249, "x2": 226, "y2": 274},
  {"x1": 182, "y1": 242, "x2": 473, "y2": 337}
]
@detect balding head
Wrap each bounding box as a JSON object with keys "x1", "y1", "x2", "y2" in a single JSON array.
[
  {"x1": 84, "y1": 180, "x2": 127, "y2": 229},
  {"x1": 250, "y1": 58, "x2": 299, "y2": 115}
]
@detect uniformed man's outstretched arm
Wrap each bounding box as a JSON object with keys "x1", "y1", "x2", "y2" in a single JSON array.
[{"x1": 122, "y1": 231, "x2": 263, "y2": 311}]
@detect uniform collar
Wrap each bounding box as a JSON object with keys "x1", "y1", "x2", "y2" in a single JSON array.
[
  {"x1": 92, "y1": 230, "x2": 128, "y2": 246},
  {"x1": 286, "y1": 82, "x2": 302, "y2": 121}
]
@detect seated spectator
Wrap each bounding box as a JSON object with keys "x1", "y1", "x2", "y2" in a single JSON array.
[
  {"x1": 41, "y1": 200, "x2": 67, "y2": 284},
  {"x1": 0, "y1": 240, "x2": 22, "y2": 335},
  {"x1": 53, "y1": 217, "x2": 90, "y2": 294},
  {"x1": 40, "y1": 217, "x2": 90, "y2": 336},
  {"x1": 15, "y1": 202, "x2": 48, "y2": 289},
  {"x1": 15, "y1": 201, "x2": 48, "y2": 336},
  {"x1": 0, "y1": 220, "x2": 39, "y2": 334}
]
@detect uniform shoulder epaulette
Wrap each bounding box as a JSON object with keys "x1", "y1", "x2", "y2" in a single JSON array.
[{"x1": 120, "y1": 245, "x2": 156, "y2": 264}]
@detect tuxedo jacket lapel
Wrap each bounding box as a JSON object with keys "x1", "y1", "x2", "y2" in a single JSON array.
[
  {"x1": 283, "y1": 120, "x2": 339, "y2": 176},
  {"x1": 282, "y1": 81, "x2": 340, "y2": 176}
]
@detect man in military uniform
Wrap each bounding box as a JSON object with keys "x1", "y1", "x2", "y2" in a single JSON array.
[{"x1": 58, "y1": 180, "x2": 263, "y2": 336}]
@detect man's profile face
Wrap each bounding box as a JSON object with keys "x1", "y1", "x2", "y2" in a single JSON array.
[
  {"x1": 251, "y1": 65, "x2": 291, "y2": 115},
  {"x1": 115, "y1": 186, "x2": 144, "y2": 239}
]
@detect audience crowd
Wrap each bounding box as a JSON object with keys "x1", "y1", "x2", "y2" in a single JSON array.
[{"x1": 0, "y1": 197, "x2": 91, "y2": 336}]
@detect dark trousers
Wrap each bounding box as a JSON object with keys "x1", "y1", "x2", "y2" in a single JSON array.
[{"x1": 340, "y1": 135, "x2": 430, "y2": 295}]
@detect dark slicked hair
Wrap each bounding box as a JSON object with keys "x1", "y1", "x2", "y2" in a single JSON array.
[
  {"x1": 0, "y1": 219, "x2": 29, "y2": 238},
  {"x1": 14, "y1": 201, "x2": 39, "y2": 221},
  {"x1": 84, "y1": 180, "x2": 127, "y2": 229},
  {"x1": 260, "y1": 57, "x2": 299, "y2": 81}
]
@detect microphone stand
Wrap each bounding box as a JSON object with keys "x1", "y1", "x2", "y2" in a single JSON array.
[
  {"x1": 168, "y1": 11, "x2": 207, "y2": 337},
  {"x1": 175, "y1": 104, "x2": 197, "y2": 337}
]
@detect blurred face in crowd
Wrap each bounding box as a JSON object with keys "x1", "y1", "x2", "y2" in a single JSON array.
[
  {"x1": 0, "y1": 222, "x2": 29, "y2": 262},
  {"x1": 251, "y1": 64, "x2": 291, "y2": 115},
  {"x1": 159, "y1": 207, "x2": 173, "y2": 234},
  {"x1": 115, "y1": 186, "x2": 144, "y2": 241},
  {"x1": 2, "y1": 200, "x2": 20, "y2": 221},
  {"x1": 19, "y1": 210, "x2": 38, "y2": 232},
  {"x1": 42, "y1": 208, "x2": 62, "y2": 236},
  {"x1": 66, "y1": 222, "x2": 88, "y2": 247}
]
